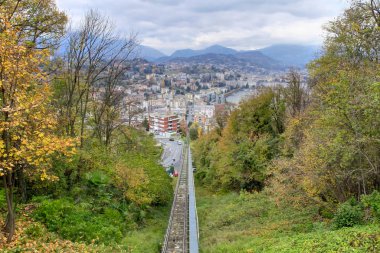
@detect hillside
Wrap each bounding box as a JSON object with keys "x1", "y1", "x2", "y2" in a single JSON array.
[
  {"x1": 192, "y1": 2, "x2": 380, "y2": 246},
  {"x1": 137, "y1": 45, "x2": 167, "y2": 61},
  {"x1": 196, "y1": 186, "x2": 380, "y2": 253},
  {"x1": 163, "y1": 51, "x2": 283, "y2": 70}
]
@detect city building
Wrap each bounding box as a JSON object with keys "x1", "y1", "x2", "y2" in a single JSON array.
[{"x1": 149, "y1": 113, "x2": 180, "y2": 135}]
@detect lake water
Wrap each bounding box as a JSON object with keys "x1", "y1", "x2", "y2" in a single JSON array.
[{"x1": 226, "y1": 89, "x2": 255, "y2": 104}]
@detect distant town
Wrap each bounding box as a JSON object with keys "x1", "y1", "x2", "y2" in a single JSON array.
[{"x1": 93, "y1": 54, "x2": 308, "y2": 136}]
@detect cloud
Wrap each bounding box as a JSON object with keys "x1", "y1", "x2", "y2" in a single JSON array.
[{"x1": 56, "y1": 0, "x2": 348, "y2": 54}]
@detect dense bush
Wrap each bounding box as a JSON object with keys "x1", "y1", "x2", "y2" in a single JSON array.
[
  {"x1": 85, "y1": 170, "x2": 111, "y2": 186},
  {"x1": 28, "y1": 128, "x2": 172, "y2": 245},
  {"x1": 361, "y1": 190, "x2": 380, "y2": 221},
  {"x1": 33, "y1": 198, "x2": 125, "y2": 244},
  {"x1": 333, "y1": 198, "x2": 364, "y2": 229}
]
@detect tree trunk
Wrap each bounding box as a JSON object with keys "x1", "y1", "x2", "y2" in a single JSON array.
[
  {"x1": 80, "y1": 86, "x2": 90, "y2": 149},
  {"x1": 77, "y1": 86, "x2": 90, "y2": 182},
  {"x1": 17, "y1": 166, "x2": 27, "y2": 203},
  {"x1": 3, "y1": 172, "x2": 15, "y2": 243}
]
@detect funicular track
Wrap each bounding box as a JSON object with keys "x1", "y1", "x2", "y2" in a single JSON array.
[{"x1": 162, "y1": 143, "x2": 189, "y2": 253}]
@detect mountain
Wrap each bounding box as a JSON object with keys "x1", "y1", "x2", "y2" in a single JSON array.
[
  {"x1": 202, "y1": 45, "x2": 237, "y2": 55},
  {"x1": 166, "y1": 51, "x2": 283, "y2": 70},
  {"x1": 258, "y1": 44, "x2": 321, "y2": 67},
  {"x1": 140, "y1": 43, "x2": 320, "y2": 69},
  {"x1": 171, "y1": 45, "x2": 237, "y2": 58},
  {"x1": 171, "y1": 49, "x2": 198, "y2": 58},
  {"x1": 136, "y1": 45, "x2": 167, "y2": 61},
  {"x1": 56, "y1": 39, "x2": 167, "y2": 62},
  {"x1": 156, "y1": 45, "x2": 282, "y2": 70},
  {"x1": 235, "y1": 50, "x2": 284, "y2": 69}
]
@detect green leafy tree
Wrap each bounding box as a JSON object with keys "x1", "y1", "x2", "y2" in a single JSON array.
[
  {"x1": 189, "y1": 127, "x2": 199, "y2": 141},
  {"x1": 194, "y1": 89, "x2": 285, "y2": 191},
  {"x1": 142, "y1": 117, "x2": 149, "y2": 131},
  {"x1": 270, "y1": 0, "x2": 380, "y2": 205}
]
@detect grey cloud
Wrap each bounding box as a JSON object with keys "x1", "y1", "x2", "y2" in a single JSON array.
[
  {"x1": 140, "y1": 0, "x2": 183, "y2": 6},
  {"x1": 56, "y1": 0, "x2": 348, "y2": 54}
]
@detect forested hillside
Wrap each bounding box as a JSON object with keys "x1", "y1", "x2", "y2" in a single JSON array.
[
  {"x1": 0, "y1": 1, "x2": 171, "y2": 251},
  {"x1": 193, "y1": 0, "x2": 380, "y2": 251}
]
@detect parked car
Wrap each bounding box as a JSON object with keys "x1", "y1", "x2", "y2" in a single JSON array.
[
  {"x1": 169, "y1": 138, "x2": 174, "y2": 141},
  {"x1": 177, "y1": 141, "x2": 182, "y2": 145}
]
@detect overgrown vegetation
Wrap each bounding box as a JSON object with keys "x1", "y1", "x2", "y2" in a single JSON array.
[
  {"x1": 27, "y1": 128, "x2": 172, "y2": 246},
  {"x1": 196, "y1": 185, "x2": 380, "y2": 253},
  {"x1": 0, "y1": 126, "x2": 172, "y2": 249},
  {"x1": 0, "y1": 0, "x2": 172, "y2": 250},
  {"x1": 193, "y1": 89, "x2": 284, "y2": 192},
  {"x1": 193, "y1": 0, "x2": 380, "y2": 251}
]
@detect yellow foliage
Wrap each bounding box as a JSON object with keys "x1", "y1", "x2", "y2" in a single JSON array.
[
  {"x1": 0, "y1": 15, "x2": 76, "y2": 180},
  {"x1": 115, "y1": 164, "x2": 152, "y2": 206}
]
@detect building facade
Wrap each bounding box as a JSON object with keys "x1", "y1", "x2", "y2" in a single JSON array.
[{"x1": 149, "y1": 114, "x2": 180, "y2": 134}]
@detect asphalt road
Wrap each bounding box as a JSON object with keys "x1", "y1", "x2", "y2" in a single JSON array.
[{"x1": 160, "y1": 138, "x2": 183, "y2": 170}]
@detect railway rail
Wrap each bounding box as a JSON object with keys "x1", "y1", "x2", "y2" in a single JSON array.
[{"x1": 162, "y1": 143, "x2": 189, "y2": 253}]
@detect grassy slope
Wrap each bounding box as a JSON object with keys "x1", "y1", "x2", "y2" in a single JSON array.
[
  {"x1": 122, "y1": 205, "x2": 170, "y2": 253},
  {"x1": 196, "y1": 186, "x2": 380, "y2": 253}
]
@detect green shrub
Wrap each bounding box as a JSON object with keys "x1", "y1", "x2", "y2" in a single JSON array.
[
  {"x1": 361, "y1": 190, "x2": 380, "y2": 221},
  {"x1": 333, "y1": 198, "x2": 364, "y2": 229},
  {"x1": 85, "y1": 170, "x2": 110, "y2": 186},
  {"x1": 33, "y1": 198, "x2": 125, "y2": 244},
  {"x1": 318, "y1": 205, "x2": 335, "y2": 219},
  {"x1": 31, "y1": 195, "x2": 50, "y2": 203}
]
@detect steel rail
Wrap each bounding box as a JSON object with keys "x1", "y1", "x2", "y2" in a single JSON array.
[{"x1": 162, "y1": 142, "x2": 189, "y2": 253}]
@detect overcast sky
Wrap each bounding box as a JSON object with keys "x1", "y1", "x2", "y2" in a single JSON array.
[{"x1": 56, "y1": 0, "x2": 349, "y2": 54}]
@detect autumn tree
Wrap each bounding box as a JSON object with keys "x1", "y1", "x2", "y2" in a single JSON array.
[
  {"x1": 214, "y1": 104, "x2": 231, "y2": 135},
  {"x1": 305, "y1": 0, "x2": 380, "y2": 200},
  {"x1": 0, "y1": 0, "x2": 67, "y2": 49},
  {"x1": 270, "y1": 0, "x2": 380, "y2": 205},
  {"x1": 0, "y1": 24, "x2": 74, "y2": 244},
  {"x1": 0, "y1": 0, "x2": 73, "y2": 242}
]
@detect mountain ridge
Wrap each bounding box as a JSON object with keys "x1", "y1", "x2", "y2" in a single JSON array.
[
  {"x1": 163, "y1": 51, "x2": 284, "y2": 70},
  {"x1": 258, "y1": 44, "x2": 321, "y2": 67},
  {"x1": 171, "y1": 44, "x2": 237, "y2": 58},
  {"x1": 135, "y1": 44, "x2": 320, "y2": 68}
]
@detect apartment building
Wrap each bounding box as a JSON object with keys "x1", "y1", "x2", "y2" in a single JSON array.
[{"x1": 149, "y1": 114, "x2": 180, "y2": 134}]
